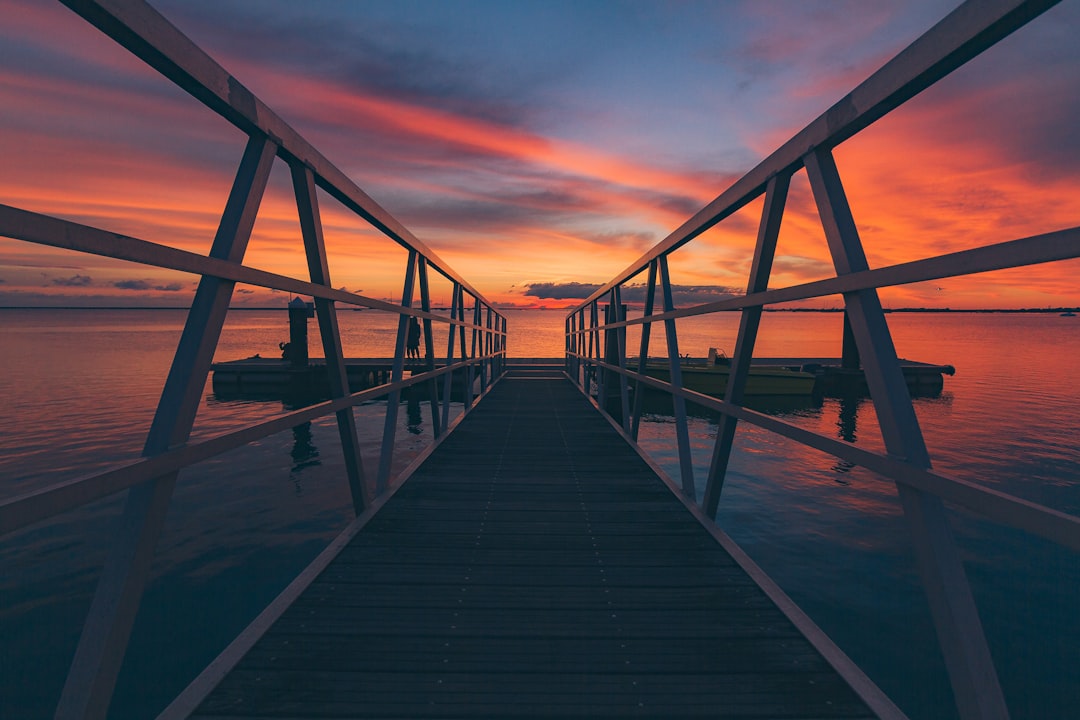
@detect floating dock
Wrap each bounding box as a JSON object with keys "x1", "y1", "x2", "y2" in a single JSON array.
[
  {"x1": 210, "y1": 357, "x2": 398, "y2": 397},
  {"x1": 753, "y1": 358, "x2": 955, "y2": 397},
  {"x1": 629, "y1": 352, "x2": 953, "y2": 399},
  {"x1": 211, "y1": 355, "x2": 954, "y2": 400}
]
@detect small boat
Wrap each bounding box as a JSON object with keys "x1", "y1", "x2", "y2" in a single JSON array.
[
  {"x1": 1062, "y1": 311, "x2": 1077, "y2": 317},
  {"x1": 641, "y1": 349, "x2": 816, "y2": 397}
]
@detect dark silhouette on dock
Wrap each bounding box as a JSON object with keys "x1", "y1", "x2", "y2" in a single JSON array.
[{"x1": 407, "y1": 316, "x2": 422, "y2": 359}]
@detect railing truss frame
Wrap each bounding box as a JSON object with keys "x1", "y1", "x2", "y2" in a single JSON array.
[
  {"x1": 0, "y1": 2, "x2": 506, "y2": 718},
  {"x1": 564, "y1": 2, "x2": 1076, "y2": 718}
]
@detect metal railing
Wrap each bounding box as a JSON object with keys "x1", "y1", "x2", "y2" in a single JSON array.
[
  {"x1": 0, "y1": 1, "x2": 505, "y2": 717},
  {"x1": 565, "y1": 1, "x2": 1078, "y2": 719}
]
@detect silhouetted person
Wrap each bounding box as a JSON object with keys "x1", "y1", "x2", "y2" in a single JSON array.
[{"x1": 407, "y1": 317, "x2": 421, "y2": 359}]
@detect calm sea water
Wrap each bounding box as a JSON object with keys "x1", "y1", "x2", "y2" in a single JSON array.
[{"x1": 2, "y1": 307, "x2": 1078, "y2": 718}]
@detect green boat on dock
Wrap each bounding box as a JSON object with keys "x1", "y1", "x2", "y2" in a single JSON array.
[
  {"x1": 642, "y1": 357, "x2": 817, "y2": 397},
  {"x1": 636, "y1": 347, "x2": 954, "y2": 399}
]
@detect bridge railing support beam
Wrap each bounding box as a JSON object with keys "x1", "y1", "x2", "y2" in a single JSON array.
[
  {"x1": 55, "y1": 134, "x2": 277, "y2": 720},
  {"x1": 630, "y1": 260, "x2": 659, "y2": 440},
  {"x1": 0, "y1": 5, "x2": 507, "y2": 717},
  {"x1": 658, "y1": 256, "x2": 695, "y2": 499},
  {"x1": 805, "y1": 147, "x2": 1008, "y2": 720},
  {"x1": 563, "y1": 4, "x2": 1077, "y2": 718},
  {"x1": 442, "y1": 283, "x2": 461, "y2": 430},
  {"x1": 377, "y1": 250, "x2": 418, "y2": 493},
  {"x1": 601, "y1": 290, "x2": 631, "y2": 432},
  {"x1": 417, "y1": 257, "x2": 443, "y2": 438},
  {"x1": 292, "y1": 161, "x2": 371, "y2": 515},
  {"x1": 702, "y1": 171, "x2": 790, "y2": 517}
]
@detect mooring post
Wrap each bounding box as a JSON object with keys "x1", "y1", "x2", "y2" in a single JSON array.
[
  {"x1": 287, "y1": 296, "x2": 314, "y2": 368},
  {"x1": 841, "y1": 309, "x2": 860, "y2": 370}
]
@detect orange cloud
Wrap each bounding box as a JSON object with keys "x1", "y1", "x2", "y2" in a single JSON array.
[
  {"x1": 245, "y1": 63, "x2": 721, "y2": 202},
  {"x1": 665, "y1": 68, "x2": 1080, "y2": 309},
  {"x1": 1, "y1": 21, "x2": 726, "y2": 306},
  {"x1": 829, "y1": 73, "x2": 1080, "y2": 307}
]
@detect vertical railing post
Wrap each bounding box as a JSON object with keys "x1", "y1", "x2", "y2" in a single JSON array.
[
  {"x1": 631, "y1": 260, "x2": 659, "y2": 440},
  {"x1": 486, "y1": 306, "x2": 494, "y2": 382},
  {"x1": 470, "y1": 299, "x2": 478, "y2": 392},
  {"x1": 462, "y1": 292, "x2": 475, "y2": 408},
  {"x1": 568, "y1": 311, "x2": 576, "y2": 385},
  {"x1": 442, "y1": 283, "x2": 461, "y2": 430},
  {"x1": 457, "y1": 290, "x2": 468, "y2": 363},
  {"x1": 473, "y1": 299, "x2": 487, "y2": 395},
  {"x1": 574, "y1": 311, "x2": 583, "y2": 384},
  {"x1": 703, "y1": 171, "x2": 790, "y2": 517},
  {"x1": 376, "y1": 250, "x2": 418, "y2": 493},
  {"x1": 486, "y1": 306, "x2": 494, "y2": 377},
  {"x1": 485, "y1": 306, "x2": 494, "y2": 382},
  {"x1": 597, "y1": 295, "x2": 612, "y2": 415},
  {"x1": 291, "y1": 161, "x2": 371, "y2": 514},
  {"x1": 574, "y1": 313, "x2": 583, "y2": 382},
  {"x1": 492, "y1": 310, "x2": 498, "y2": 377},
  {"x1": 416, "y1": 257, "x2": 443, "y2": 438},
  {"x1": 565, "y1": 314, "x2": 572, "y2": 375},
  {"x1": 659, "y1": 256, "x2": 695, "y2": 499},
  {"x1": 806, "y1": 146, "x2": 1007, "y2": 720},
  {"x1": 490, "y1": 308, "x2": 498, "y2": 375},
  {"x1": 589, "y1": 301, "x2": 600, "y2": 398},
  {"x1": 499, "y1": 314, "x2": 507, "y2": 376},
  {"x1": 570, "y1": 312, "x2": 581, "y2": 383},
  {"x1": 56, "y1": 134, "x2": 277, "y2": 720},
  {"x1": 577, "y1": 307, "x2": 586, "y2": 387},
  {"x1": 585, "y1": 305, "x2": 594, "y2": 391},
  {"x1": 496, "y1": 312, "x2": 503, "y2": 377},
  {"x1": 612, "y1": 285, "x2": 631, "y2": 432}
]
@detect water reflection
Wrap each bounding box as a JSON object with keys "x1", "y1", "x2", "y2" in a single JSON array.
[
  {"x1": 832, "y1": 395, "x2": 861, "y2": 478},
  {"x1": 836, "y1": 395, "x2": 859, "y2": 443},
  {"x1": 636, "y1": 385, "x2": 823, "y2": 419},
  {"x1": 289, "y1": 421, "x2": 320, "y2": 476}
]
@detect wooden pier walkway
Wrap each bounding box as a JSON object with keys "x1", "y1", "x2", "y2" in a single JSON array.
[{"x1": 184, "y1": 371, "x2": 881, "y2": 718}]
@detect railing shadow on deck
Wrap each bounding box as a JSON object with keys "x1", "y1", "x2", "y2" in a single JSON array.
[
  {"x1": 0, "y1": 1, "x2": 505, "y2": 717},
  {"x1": 565, "y1": 2, "x2": 1079, "y2": 719}
]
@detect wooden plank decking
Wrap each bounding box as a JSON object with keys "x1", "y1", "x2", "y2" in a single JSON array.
[{"x1": 188, "y1": 371, "x2": 880, "y2": 718}]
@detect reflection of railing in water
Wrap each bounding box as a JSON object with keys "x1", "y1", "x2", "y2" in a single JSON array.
[
  {"x1": 565, "y1": 2, "x2": 1080, "y2": 719},
  {"x1": 0, "y1": 2, "x2": 505, "y2": 717}
]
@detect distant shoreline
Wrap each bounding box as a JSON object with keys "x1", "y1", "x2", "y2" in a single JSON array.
[
  {"x1": 769, "y1": 307, "x2": 1080, "y2": 314},
  {"x1": 2, "y1": 306, "x2": 1077, "y2": 314}
]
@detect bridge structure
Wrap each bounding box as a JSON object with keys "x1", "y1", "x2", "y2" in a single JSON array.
[{"x1": 1, "y1": 1, "x2": 1078, "y2": 718}]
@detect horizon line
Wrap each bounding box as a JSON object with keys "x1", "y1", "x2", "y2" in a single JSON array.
[{"x1": 2, "y1": 305, "x2": 1077, "y2": 313}]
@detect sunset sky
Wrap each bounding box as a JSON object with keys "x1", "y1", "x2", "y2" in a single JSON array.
[{"x1": 0, "y1": 0, "x2": 1078, "y2": 309}]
